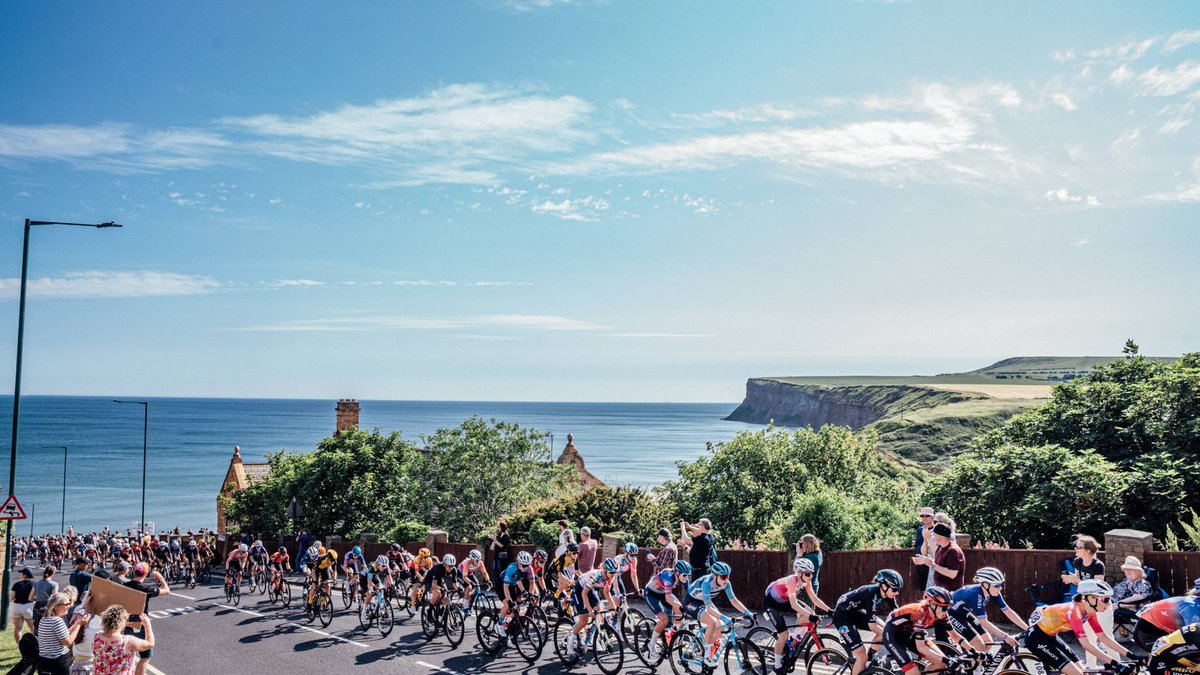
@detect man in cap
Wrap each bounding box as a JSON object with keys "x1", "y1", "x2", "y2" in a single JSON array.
[
  {"x1": 915, "y1": 522, "x2": 966, "y2": 590},
  {"x1": 913, "y1": 507, "x2": 936, "y2": 588}
]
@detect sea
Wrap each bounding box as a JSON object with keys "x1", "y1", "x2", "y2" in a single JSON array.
[{"x1": 0, "y1": 396, "x2": 759, "y2": 536}]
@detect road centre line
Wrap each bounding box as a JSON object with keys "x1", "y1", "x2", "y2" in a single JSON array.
[
  {"x1": 216, "y1": 604, "x2": 266, "y2": 617},
  {"x1": 282, "y1": 622, "x2": 369, "y2": 647},
  {"x1": 170, "y1": 592, "x2": 197, "y2": 600},
  {"x1": 416, "y1": 660, "x2": 464, "y2": 675}
]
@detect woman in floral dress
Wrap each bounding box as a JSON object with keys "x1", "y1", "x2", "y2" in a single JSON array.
[{"x1": 91, "y1": 606, "x2": 153, "y2": 675}]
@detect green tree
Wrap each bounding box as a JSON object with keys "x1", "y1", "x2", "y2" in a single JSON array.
[
  {"x1": 922, "y1": 444, "x2": 1127, "y2": 547},
  {"x1": 505, "y1": 486, "x2": 670, "y2": 545},
  {"x1": 778, "y1": 482, "x2": 911, "y2": 552}
]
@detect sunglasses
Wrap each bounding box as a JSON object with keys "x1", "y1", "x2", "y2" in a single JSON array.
[
  {"x1": 1095, "y1": 597, "x2": 1111, "y2": 604},
  {"x1": 717, "y1": 575, "x2": 730, "y2": 581},
  {"x1": 800, "y1": 572, "x2": 813, "y2": 577}
]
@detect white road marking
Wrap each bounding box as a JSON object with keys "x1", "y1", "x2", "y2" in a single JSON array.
[
  {"x1": 416, "y1": 660, "x2": 464, "y2": 675},
  {"x1": 216, "y1": 604, "x2": 266, "y2": 617},
  {"x1": 170, "y1": 592, "x2": 197, "y2": 600},
  {"x1": 146, "y1": 665, "x2": 168, "y2": 675},
  {"x1": 283, "y1": 622, "x2": 369, "y2": 647}
]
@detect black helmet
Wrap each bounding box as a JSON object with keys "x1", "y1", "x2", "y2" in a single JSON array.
[
  {"x1": 390, "y1": 543, "x2": 401, "y2": 552},
  {"x1": 566, "y1": 543, "x2": 579, "y2": 554},
  {"x1": 874, "y1": 569, "x2": 904, "y2": 589}
]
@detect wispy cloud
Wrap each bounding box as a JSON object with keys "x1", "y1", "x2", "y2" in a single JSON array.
[
  {"x1": 0, "y1": 271, "x2": 222, "y2": 300},
  {"x1": 1163, "y1": 29, "x2": 1200, "y2": 54},
  {"x1": 225, "y1": 314, "x2": 602, "y2": 333},
  {"x1": 608, "y1": 332, "x2": 717, "y2": 339},
  {"x1": 1044, "y1": 187, "x2": 1100, "y2": 207}
]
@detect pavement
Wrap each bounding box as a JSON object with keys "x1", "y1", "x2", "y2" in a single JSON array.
[{"x1": 36, "y1": 565, "x2": 628, "y2": 675}]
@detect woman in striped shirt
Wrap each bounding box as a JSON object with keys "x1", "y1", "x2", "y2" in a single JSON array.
[{"x1": 37, "y1": 592, "x2": 84, "y2": 675}]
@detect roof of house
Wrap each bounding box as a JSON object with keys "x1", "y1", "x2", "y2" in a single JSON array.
[{"x1": 242, "y1": 463, "x2": 272, "y2": 482}]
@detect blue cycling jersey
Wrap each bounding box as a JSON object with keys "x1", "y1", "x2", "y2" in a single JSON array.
[
  {"x1": 951, "y1": 584, "x2": 1008, "y2": 618},
  {"x1": 502, "y1": 562, "x2": 534, "y2": 586},
  {"x1": 687, "y1": 574, "x2": 737, "y2": 606}
]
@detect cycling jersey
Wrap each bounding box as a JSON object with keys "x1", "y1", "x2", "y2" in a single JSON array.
[
  {"x1": 549, "y1": 554, "x2": 575, "y2": 579},
  {"x1": 343, "y1": 552, "x2": 366, "y2": 570},
  {"x1": 1150, "y1": 623, "x2": 1200, "y2": 674},
  {"x1": 502, "y1": 563, "x2": 535, "y2": 586},
  {"x1": 687, "y1": 574, "x2": 738, "y2": 607},
  {"x1": 835, "y1": 584, "x2": 895, "y2": 619},
  {"x1": 614, "y1": 552, "x2": 637, "y2": 575},
  {"x1": 313, "y1": 553, "x2": 337, "y2": 572},
  {"x1": 575, "y1": 569, "x2": 611, "y2": 591},
  {"x1": 887, "y1": 603, "x2": 947, "y2": 635},
  {"x1": 269, "y1": 553, "x2": 290, "y2": 568},
  {"x1": 766, "y1": 575, "x2": 809, "y2": 605},
  {"x1": 1033, "y1": 602, "x2": 1102, "y2": 638},
  {"x1": 458, "y1": 559, "x2": 486, "y2": 579},
  {"x1": 249, "y1": 545, "x2": 268, "y2": 561},
  {"x1": 950, "y1": 584, "x2": 1008, "y2": 618},
  {"x1": 426, "y1": 564, "x2": 461, "y2": 587},
  {"x1": 646, "y1": 570, "x2": 684, "y2": 595},
  {"x1": 409, "y1": 557, "x2": 433, "y2": 575},
  {"x1": 1139, "y1": 597, "x2": 1200, "y2": 634}
]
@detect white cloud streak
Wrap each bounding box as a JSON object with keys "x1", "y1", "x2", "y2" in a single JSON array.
[
  {"x1": 227, "y1": 314, "x2": 602, "y2": 333},
  {"x1": 0, "y1": 271, "x2": 222, "y2": 300}
]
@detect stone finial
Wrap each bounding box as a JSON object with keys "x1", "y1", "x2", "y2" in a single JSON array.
[
  {"x1": 232, "y1": 445, "x2": 242, "y2": 463},
  {"x1": 567, "y1": 433, "x2": 573, "y2": 444}
]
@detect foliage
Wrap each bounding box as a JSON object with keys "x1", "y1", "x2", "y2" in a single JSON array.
[
  {"x1": 528, "y1": 520, "x2": 560, "y2": 552},
  {"x1": 922, "y1": 444, "x2": 1127, "y2": 548},
  {"x1": 974, "y1": 345, "x2": 1200, "y2": 538},
  {"x1": 385, "y1": 521, "x2": 429, "y2": 546},
  {"x1": 1164, "y1": 510, "x2": 1200, "y2": 551},
  {"x1": 779, "y1": 483, "x2": 912, "y2": 551},
  {"x1": 658, "y1": 424, "x2": 912, "y2": 546},
  {"x1": 505, "y1": 486, "x2": 670, "y2": 545},
  {"x1": 226, "y1": 418, "x2": 580, "y2": 542}
]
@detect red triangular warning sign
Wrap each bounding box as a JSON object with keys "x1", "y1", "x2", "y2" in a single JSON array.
[{"x1": 0, "y1": 495, "x2": 27, "y2": 520}]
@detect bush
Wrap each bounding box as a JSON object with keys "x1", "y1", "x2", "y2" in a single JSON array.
[
  {"x1": 386, "y1": 521, "x2": 429, "y2": 546},
  {"x1": 505, "y1": 486, "x2": 669, "y2": 545},
  {"x1": 778, "y1": 483, "x2": 910, "y2": 551},
  {"x1": 528, "y1": 520, "x2": 560, "y2": 551}
]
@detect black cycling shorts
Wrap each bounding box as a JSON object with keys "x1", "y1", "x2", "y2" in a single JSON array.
[
  {"x1": 764, "y1": 595, "x2": 793, "y2": 633},
  {"x1": 1024, "y1": 626, "x2": 1077, "y2": 671},
  {"x1": 882, "y1": 623, "x2": 922, "y2": 669},
  {"x1": 833, "y1": 610, "x2": 871, "y2": 651},
  {"x1": 945, "y1": 606, "x2": 984, "y2": 641}
]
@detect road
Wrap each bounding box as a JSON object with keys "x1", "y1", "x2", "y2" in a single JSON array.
[{"x1": 44, "y1": 567, "x2": 634, "y2": 675}]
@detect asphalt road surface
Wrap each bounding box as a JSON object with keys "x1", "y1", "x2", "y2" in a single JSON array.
[{"x1": 45, "y1": 567, "x2": 643, "y2": 675}]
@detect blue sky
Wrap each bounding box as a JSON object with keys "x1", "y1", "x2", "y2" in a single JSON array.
[{"x1": 0, "y1": 1, "x2": 1197, "y2": 402}]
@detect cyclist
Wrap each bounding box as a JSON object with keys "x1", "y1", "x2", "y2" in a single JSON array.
[
  {"x1": 531, "y1": 550, "x2": 550, "y2": 596},
  {"x1": 457, "y1": 549, "x2": 491, "y2": 611},
  {"x1": 426, "y1": 554, "x2": 463, "y2": 610},
  {"x1": 1134, "y1": 583, "x2": 1200, "y2": 649},
  {"x1": 1024, "y1": 579, "x2": 1132, "y2": 675},
  {"x1": 308, "y1": 546, "x2": 339, "y2": 606},
  {"x1": 389, "y1": 544, "x2": 415, "y2": 582},
  {"x1": 567, "y1": 557, "x2": 621, "y2": 656},
  {"x1": 882, "y1": 586, "x2": 958, "y2": 675},
  {"x1": 248, "y1": 540, "x2": 269, "y2": 587},
  {"x1": 500, "y1": 550, "x2": 538, "y2": 623},
  {"x1": 765, "y1": 557, "x2": 832, "y2": 672},
  {"x1": 361, "y1": 554, "x2": 393, "y2": 608},
  {"x1": 408, "y1": 548, "x2": 434, "y2": 608},
  {"x1": 645, "y1": 560, "x2": 692, "y2": 659},
  {"x1": 947, "y1": 567, "x2": 1028, "y2": 652},
  {"x1": 548, "y1": 543, "x2": 580, "y2": 602},
  {"x1": 226, "y1": 543, "x2": 249, "y2": 590},
  {"x1": 301, "y1": 539, "x2": 322, "y2": 579},
  {"x1": 269, "y1": 546, "x2": 292, "y2": 588},
  {"x1": 613, "y1": 542, "x2": 642, "y2": 596},
  {"x1": 167, "y1": 539, "x2": 183, "y2": 572},
  {"x1": 181, "y1": 540, "x2": 201, "y2": 578},
  {"x1": 196, "y1": 537, "x2": 212, "y2": 569},
  {"x1": 1148, "y1": 623, "x2": 1200, "y2": 675},
  {"x1": 833, "y1": 568, "x2": 903, "y2": 675},
  {"x1": 343, "y1": 545, "x2": 366, "y2": 577},
  {"x1": 685, "y1": 560, "x2": 755, "y2": 667}
]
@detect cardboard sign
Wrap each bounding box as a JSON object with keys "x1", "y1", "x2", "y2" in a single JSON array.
[{"x1": 86, "y1": 576, "x2": 147, "y2": 616}]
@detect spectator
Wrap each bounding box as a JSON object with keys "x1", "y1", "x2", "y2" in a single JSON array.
[
  {"x1": 1113, "y1": 556, "x2": 1154, "y2": 629},
  {"x1": 487, "y1": 521, "x2": 511, "y2": 586},
  {"x1": 69, "y1": 559, "x2": 92, "y2": 601},
  {"x1": 648, "y1": 528, "x2": 677, "y2": 576},
  {"x1": 296, "y1": 529, "x2": 310, "y2": 568},
  {"x1": 798, "y1": 534, "x2": 823, "y2": 591},
  {"x1": 123, "y1": 562, "x2": 170, "y2": 675},
  {"x1": 70, "y1": 594, "x2": 100, "y2": 675},
  {"x1": 10, "y1": 567, "x2": 36, "y2": 644},
  {"x1": 1062, "y1": 535, "x2": 1105, "y2": 585},
  {"x1": 577, "y1": 527, "x2": 598, "y2": 573},
  {"x1": 35, "y1": 567, "x2": 61, "y2": 604},
  {"x1": 37, "y1": 592, "x2": 84, "y2": 675},
  {"x1": 915, "y1": 522, "x2": 965, "y2": 590},
  {"x1": 555, "y1": 520, "x2": 575, "y2": 559},
  {"x1": 913, "y1": 507, "x2": 936, "y2": 589},
  {"x1": 92, "y1": 606, "x2": 153, "y2": 675},
  {"x1": 681, "y1": 518, "x2": 716, "y2": 580},
  {"x1": 113, "y1": 562, "x2": 131, "y2": 585}
]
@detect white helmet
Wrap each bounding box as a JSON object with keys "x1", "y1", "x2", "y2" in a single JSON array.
[
  {"x1": 516, "y1": 551, "x2": 533, "y2": 566},
  {"x1": 238, "y1": 543, "x2": 249, "y2": 553},
  {"x1": 468, "y1": 549, "x2": 483, "y2": 562},
  {"x1": 793, "y1": 558, "x2": 815, "y2": 574},
  {"x1": 376, "y1": 555, "x2": 389, "y2": 568},
  {"x1": 1078, "y1": 579, "x2": 1114, "y2": 598},
  {"x1": 974, "y1": 567, "x2": 1005, "y2": 585},
  {"x1": 442, "y1": 554, "x2": 457, "y2": 566}
]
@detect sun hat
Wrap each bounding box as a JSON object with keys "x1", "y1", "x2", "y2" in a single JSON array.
[
  {"x1": 1121, "y1": 556, "x2": 1143, "y2": 571},
  {"x1": 919, "y1": 507, "x2": 935, "y2": 517}
]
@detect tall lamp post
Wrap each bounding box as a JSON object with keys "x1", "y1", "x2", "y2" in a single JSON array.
[
  {"x1": 2, "y1": 218, "x2": 121, "y2": 627},
  {"x1": 41, "y1": 445, "x2": 67, "y2": 534},
  {"x1": 113, "y1": 400, "x2": 148, "y2": 533}
]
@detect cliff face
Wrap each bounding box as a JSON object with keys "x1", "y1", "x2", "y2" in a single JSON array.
[{"x1": 725, "y1": 378, "x2": 985, "y2": 430}]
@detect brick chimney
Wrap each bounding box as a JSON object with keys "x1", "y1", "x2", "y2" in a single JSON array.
[{"x1": 335, "y1": 399, "x2": 360, "y2": 436}]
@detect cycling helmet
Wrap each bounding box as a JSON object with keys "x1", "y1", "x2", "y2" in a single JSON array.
[
  {"x1": 566, "y1": 543, "x2": 579, "y2": 554},
  {"x1": 313, "y1": 540, "x2": 322, "y2": 548},
  {"x1": 533, "y1": 549, "x2": 547, "y2": 561},
  {"x1": 1078, "y1": 579, "x2": 1114, "y2": 598},
  {"x1": 623, "y1": 542, "x2": 638, "y2": 554},
  {"x1": 468, "y1": 549, "x2": 483, "y2": 562},
  {"x1": 316, "y1": 546, "x2": 327, "y2": 556},
  {"x1": 418, "y1": 548, "x2": 431, "y2": 558},
  {"x1": 924, "y1": 586, "x2": 954, "y2": 608},
  {"x1": 188, "y1": 541, "x2": 197, "y2": 548},
  {"x1": 602, "y1": 558, "x2": 619, "y2": 574},
  {"x1": 376, "y1": 555, "x2": 389, "y2": 567},
  {"x1": 711, "y1": 561, "x2": 732, "y2": 577},
  {"x1": 352, "y1": 546, "x2": 361, "y2": 555},
  {"x1": 794, "y1": 558, "x2": 815, "y2": 574},
  {"x1": 442, "y1": 554, "x2": 456, "y2": 566},
  {"x1": 516, "y1": 551, "x2": 533, "y2": 566},
  {"x1": 674, "y1": 560, "x2": 693, "y2": 577},
  {"x1": 277, "y1": 546, "x2": 286, "y2": 554},
  {"x1": 329, "y1": 550, "x2": 338, "y2": 560},
  {"x1": 390, "y1": 543, "x2": 402, "y2": 552},
  {"x1": 874, "y1": 569, "x2": 904, "y2": 589},
  {"x1": 254, "y1": 540, "x2": 262, "y2": 547},
  {"x1": 238, "y1": 543, "x2": 249, "y2": 553},
  {"x1": 974, "y1": 567, "x2": 1005, "y2": 585}
]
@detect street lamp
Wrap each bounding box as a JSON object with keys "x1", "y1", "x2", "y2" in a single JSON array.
[
  {"x1": 113, "y1": 400, "x2": 148, "y2": 534},
  {"x1": 41, "y1": 445, "x2": 67, "y2": 534},
  {"x1": 2, "y1": 218, "x2": 121, "y2": 627}
]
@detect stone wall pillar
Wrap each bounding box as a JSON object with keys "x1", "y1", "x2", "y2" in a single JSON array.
[
  {"x1": 427, "y1": 530, "x2": 448, "y2": 547},
  {"x1": 955, "y1": 533, "x2": 971, "y2": 549},
  {"x1": 601, "y1": 534, "x2": 620, "y2": 560},
  {"x1": 1103, "y1": 528, "x2": 1154, "y2": 584}
]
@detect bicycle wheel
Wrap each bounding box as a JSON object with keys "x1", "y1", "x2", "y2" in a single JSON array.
[
  {"x1": 670, "y1": 629, "x2": 705, "y2": 675},
  {"x1": 378, "y1": 598, "x2": 395, "y2": 638},
  {"x1": 305, "y1": 597, "x2": 317, "y2": 624},
  {"x1": 997, "y1": 651, "x2": 1043, "y2": 673},
  {"x1": 318, "y1": 593, "x2": 334, "y2": 627},
  {"x1": 231, "y1": 579, "x2": 241, "y2": 606},
  {"x1": 516, "y1": 615, "x2": 546, "y2": 663},
  {"x1": 476, "y1": 611, "x2": 505, "y2": 655},
  {"x1": 256, "y1": 570, "x2": 267, "y2": 595},
  {"x1": 593, "y1": 621, "x2": 625, "y2": 675},
  {"x1": 633, "y1": 617, "x2": 668, "y2": 668},
  {"x1": 553, "y1": 616, "x2": 582, "y2": 667},
  {"x1": 807, "y1": 647, "x2": 852, "y2": 675},
  {"x1": 341, "y1": 581, "x2": 354, "y2": 609},
  {"x1": 280, "y1": 578, "x2": 292, "y2": 608},
  {"x1": 359, "y1": 597, "x2": 374, "y2": 630},
  {"x1": 621, "y1": 606, "x2": 650, "y2": 644},
  {"x1": 392, "y1": 580, "x2": 410, "y2": 612},
  {"x1": 728, "y1": 639, "x2": 770, "y2": 675},
  {"x1": 445, "y1": 606, "x2": 465, "y2": 647},
  {"x1": 224, "y1": 578, "x2": 234, "y2": 604},
  {"x1": 420, "y1": 602, "x2": 440, "y2": 640}
]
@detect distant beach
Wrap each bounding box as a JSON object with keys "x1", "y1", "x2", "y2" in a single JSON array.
[{"x1": 0, "y1": 396, "x2": 755, "y2": 534}]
